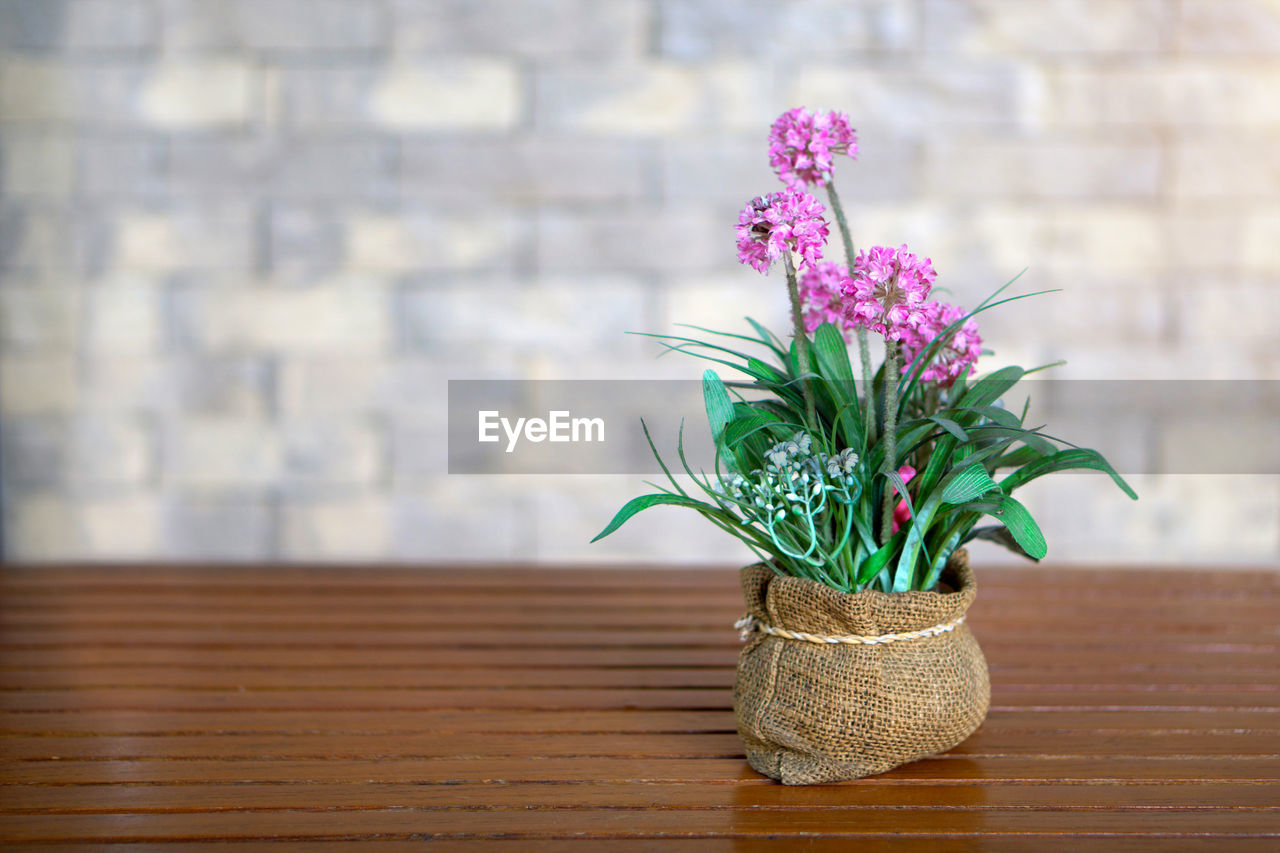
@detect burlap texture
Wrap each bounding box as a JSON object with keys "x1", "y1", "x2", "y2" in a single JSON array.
[{"x1": 733, "y1": 549, "x2": 990, "y2": 785}]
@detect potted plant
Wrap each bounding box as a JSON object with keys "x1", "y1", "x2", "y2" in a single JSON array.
[{"x1": 593, "y1": 108, "x2": 1138, "y2": 785}]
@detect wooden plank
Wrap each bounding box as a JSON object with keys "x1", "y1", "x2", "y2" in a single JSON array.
[
  {"x1": 1, "y1": 590, "x2": 1275, "y2": 611},
  {"x1": 17, "y1": 841, "x2": 1280, "y2": 853},
  {"x1": 3, "y1": 646, "x2": 1278, "y2": 668},
  {"x1": 0, "y1": 729, "x2": 1274, "y2": 761},
  {"x1": 1, "y1": 565, "x2": 1275, "y2": 587},
  {"x1": 3, "y1": 782, "x2": 1278, "y2": 813},
  {"x1": 0, "y1": 807, "x2": 1278, "y2": 842},
  {"x1": 5, "y1": 664, "x2": 1278, "y2": 689},
  {"x1": 18, "y1": 841, "x2": 1279, "y2": 853},
  {"x1": 3, "y1": 627, "x2": 1277, "y2": 647},
  {"x1": 5, "y1": 610, "x2": 1279, "y2": 634},
  {"x1": 0, "y1": 578, "x2": 1272, "y2": 596},
  {"x1": 1, "y1": 687, "x2": 1276, "y2": 711},
  {"x1": 3, "y1": 707, "x2": 1276, "y2": 736},
  {"x1": 3, "y1": 756, "x2": 1278, "y2": 785}
]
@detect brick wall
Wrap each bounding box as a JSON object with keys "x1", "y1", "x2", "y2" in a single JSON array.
[{"x1": 1, "y1": 0, "x2": 1277, "y2": 565}]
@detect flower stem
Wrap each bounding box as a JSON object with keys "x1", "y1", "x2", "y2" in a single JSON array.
[
  {"x1": 783, "y1": 252, "x2": 817, "y2": 429},
  {"x1": 825, "y1": 182, "x2": 873, "y2": 435},
  {"x1": 880, "y1": 339, "x2": 900, "y2": 544}
]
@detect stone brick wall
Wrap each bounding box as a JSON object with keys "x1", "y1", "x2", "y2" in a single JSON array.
[{"x1": 1, "y1": 0, "x2": 1277, "y2": 565}]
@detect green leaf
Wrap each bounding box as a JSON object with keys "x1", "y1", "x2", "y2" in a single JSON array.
[
  {"x1": 929, "y1": 416, "x2": 969, "y2": 442},
  {"x1": 746, "y1": 357, "x2": 784, "y2": 383},
  {"x1": 832, "y1": 401, "x2": 866, "y2": 452},
  {"x1": 675, "y1": 322, "x2": 784, "y2": 355},
  {"x1": 1018, "y1": 430, "x2": 1059, "y2": 457},
  {"x1": 959, "y1": 366, "x2": 1025, "y2": 411},
  {"x1": 812, "y1": 322, "x2": 856, "y2": 389},
  {"x1": 968, "y1": 404, "x2": 1021, "y2": 428},
  {"x1": 639, "y1": 418, "x2": 686, "y2": 497},
  {"x1": 1024, "y1": 359, "x2": 1067, "y2": 376},
  {"x1": 745, "y1": 316, "x2": 788, "y2": 357},
  {"x1": 922, "y1": 529, "x2": 966, "y2": 590},
  {"x1": 990, "y1": 445, "x2": 1044, "y2": 470},
  {"x1": 966, "y1": 524, "x2": 1041, "y2": 562},
  {"x1": 941, "y1": 465, "x2": 999, "y2": 504},
  {"x1": 702, "y1": 369, "x2": 733, "y2": 446},
  {"x1": 953, "y1": 423, "x2": 1060, "y2": 459},
  {"x1": 591, "y1": 493, "x2": 713, "y2": 542},
  {"x1": 999, "y1": 448, "x2": 1138, "y2": 500},
  {"x1": 723, "y1": 415, "x2": 779, "y2": 448},
  {"x1": 638, "y1": 333, "x2": 764, "y2": 368},
  {"x1": 982, "y1": 495, "x2": 1047, "y2": 560},
  {"x1": 858, "y1": 530, "x2": 905, "y2": 586},
  {"x1": 888, "y1": 467, "x2": 932, "y2": 592}
]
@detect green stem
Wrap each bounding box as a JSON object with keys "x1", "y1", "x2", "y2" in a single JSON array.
[
  {"x1": 879, "y1": 339, "x2": 901, "y2": 544},
  {"x1": 825, "y1": 181, "x2": 856, "y2": 266},
  {"x1": 782, "y1": 252, "x2": 817, "y2": 429},
  {"x1": 826, "y1": 182, "x2": 873, "y2": 441}
]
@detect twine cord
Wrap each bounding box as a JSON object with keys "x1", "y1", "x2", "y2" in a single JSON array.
[{"x1": 734, "y1": 614, "x2": 966, "y2": 645}]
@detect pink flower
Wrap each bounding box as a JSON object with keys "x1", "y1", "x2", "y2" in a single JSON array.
[
  {"x1": 735, "y1": 188, "x2": 829, "y2": 274},
  {"x1": 891, "y1": 464, "x2": 917, "y2": 534},
  {"x1": 797, "y1": 261, "x2": 858, "y2": 338},
  {"x1": 769, "y1": 107, "x2": 859, "y2": 188},
  {"x1": 840, "y1": 244, "x2": 936, "y2": 340},
  {"x1": 899, "y1": 301, "x2": 982, "y2": 386}
]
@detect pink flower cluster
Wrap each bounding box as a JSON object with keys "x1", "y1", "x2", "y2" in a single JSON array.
[
  {"x1": 738, "y1": 110, "x2": 980, "y2": 385},
  {"x1": 892, "y1": 464, "x2": 917, "y2": 534},
  {"x1": 769, "y1": 108, "x2": 859, "y2": 188},
  {"x1": 840, "y1": 245, "x2": 936, "y2": 341},
  {"x1": 735, "y1": 188, "x2": 829, "y2": 274},
  {"x1": 899, "y1": 302, "x2": 983, "y2": 386},
  {"x1": 798, "y1": 261, "x2": 857, "y2": 338}
]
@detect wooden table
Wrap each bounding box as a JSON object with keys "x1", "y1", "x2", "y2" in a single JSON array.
[{"x1": 0, "y1": 564, "x2": 1277, "y2": 849}]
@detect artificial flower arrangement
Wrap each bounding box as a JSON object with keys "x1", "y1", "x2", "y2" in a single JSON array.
[{"x1": 593, "y1": 107, "x2": 1138, "y2": 785}]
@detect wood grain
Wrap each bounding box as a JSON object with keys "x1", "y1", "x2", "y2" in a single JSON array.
[{"x1": 2, "y1": 564, "x2": 1278, "y2": 847}]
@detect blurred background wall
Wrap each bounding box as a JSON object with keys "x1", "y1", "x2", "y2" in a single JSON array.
[{"x1": 0, "y1": 0, "x2": 1277, "y2": 565}]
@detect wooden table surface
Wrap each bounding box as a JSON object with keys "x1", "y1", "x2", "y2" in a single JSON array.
[{"x1": 0, "y1": 564, "x2": 1278, "y2": 850}]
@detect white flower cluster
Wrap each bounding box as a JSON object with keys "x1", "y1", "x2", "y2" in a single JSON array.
[{"x1": 718, "y1": 432, "x2": 859, "y2": 525}]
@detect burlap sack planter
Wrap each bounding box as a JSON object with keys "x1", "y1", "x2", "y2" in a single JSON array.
[{"x1": 733, "y1": 549, "x2": 989, "y2": 785}]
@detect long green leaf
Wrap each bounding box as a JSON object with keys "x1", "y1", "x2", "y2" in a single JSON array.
[
  {"x1": 988, "y1": 495, "x2": 1047, "y2": 559},
  {"x1": 639, "y1": 418, "x2": 686, "y2": 497},
  {"x1": 888, "y1": 467, "x2": 932, "y2": 592},
  {"x1": 674, "y1": 322, "x2": 783, "y2": 355},
  {"x1": 959, "y1": 366, "x2": 1025, "y2": 411},
  {"x1": 702, "y1": 370, "x2": 733, "y2": 446},
  {"x1": 745, "y1": 316, "x2": 788, "y2": 357},
  {"x1": 941, "y1": 465, "x2": 999, "y2": 504},
  {"x1": 812, "y1": 322, "x2": 857, "y2": 394},
  {"x1": 990, "y1": 445, "x2": 1045, "y2": 470},
  {"x1": 999, "y1": 448, "x2": 1138, "y2": 500},
  {"x1": 929, "y1": 416, "x2": 969, "y2": 442},
  {"x1": 968, "y1": 404, "x2": 1021, "y2": 428},
  {"x1": 747, "y1": 357, "x2": 785, "y2": 383},
  {"x1": 723, "y1": 415, "x2": 780, "y2": 448},
  {"x1": 653, "y1": 340, "x2": 786, "y2": 387},
  {"x1": 858, "y1": 530, "x2": 905, "y2": 586},
  {"x1": 591, "y1": 493, "x2": 714, "y2": 542},
  {"x1": 965, "y1": 524, "x2": 1041, "y2": 562}
]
